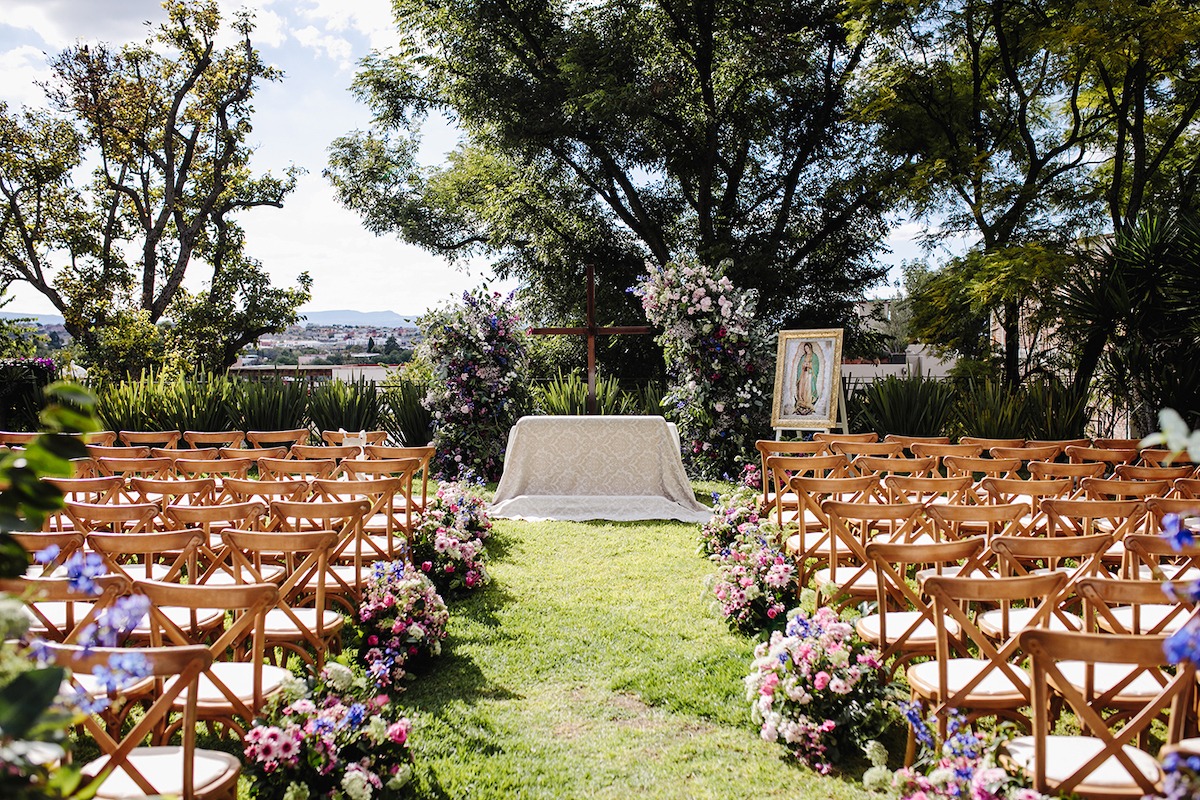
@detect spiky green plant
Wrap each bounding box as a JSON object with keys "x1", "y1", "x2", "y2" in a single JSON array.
[
  {"x1": 1022, "y1": 376, "x2": 1088, "y2": 439},
  {"x1": 637, "y1": 381, "x2": 665, "y2": 416},
  {"x1": 954, "y1": 379, "x2": 1027, "y2": 439},
  {"x1": 383, "y1": 377, "x2": 433, "y2": 446},
  {"x1": 853, "y1": 375, "x2": 957, "y2": 437},
  {"x1": 95, "y1": 372, "x2": 174, "y2": 432},
  {"x1": 234, "y1": 378, "x2": 309, "y2": 432},
  {"x1": 532, "y1": 372, "x2": 640, "y2": 415},
  {"x1": 309, "y1": 376, "x2": 381, "y2": 433},
  {"x1": 160, "y1": 372, "x2": 238, "y2": 434}
]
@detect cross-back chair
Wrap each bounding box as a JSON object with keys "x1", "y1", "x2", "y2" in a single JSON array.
[
  {"x1": 312, "y1": 476, "x2": 410, "y2": 561},
  {"x1": 363, "y1": 444, "x2": 436, "y2": 513},
  {"x1": 883, "y1": 474, "x2": 973, "y2": 507},
  {"x1": 65, "y1": 500, "x2": 160, "y2": 534},
  {"x1": 944, "y1": 456, "x2": 1021, "y2": 482},
  {"x1": 87, "y1": 528, "x2": 205, "y2": 584},
  {"x1": 183, "y1": 430, "x2": 246, "y2": 450},
  {"x1": 217, "y1": 446, "x2": 288, "y2": 464},
  {"x1": 815, "y1": 499, "x2": 927, "y2": 612},
  {"x1": 269, "y1": 498, "x2": 372, "y2": 608},
  {"x1": 87, "y1": 445, "x2": 152, "y2": 461},
  {"x1": 960, "y1": 436, "x2": 1026, "y2": 449},
  {"x1": 129, "y1": 477, "x2": 217, "y2": 508},
  {"x1": 980, "y1": 477, "x2": 1075, "y2": 535},
  {"x1": 766, "y1": 453, "x2": 851, "y2": 528},
  {"x1": 910, "y1": 442, "x2": 983, "y2": 459},
  {"x1": 245, "y1": 428, "x2": 310, "y2": 452},
  {"x1": 118, "y1": 430, "x2": 181, "y2": 450},
  {"x1": 258, "y1": 456, "x2": 336, "y2": 481},
  {"x1": 784, "y1": 473, "x2": 884, "y2": 586}
]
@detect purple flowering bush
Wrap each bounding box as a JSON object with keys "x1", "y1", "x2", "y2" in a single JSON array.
[
  {"x1": 744, "y1": 607, "x2": 888, "y2": 773},
  {"x1": 243, "y1": 663, "x2": 414, "y2": 800},
  {"x1": 633, "y1": 257, "x2": 771, "y2": 479},
  {"x1": 352, "y1": 562, "x2": 449, "y2": 690},
  {"x1": 418, "y1": 289, "x2": 530, "y2": 481},
  {"x1": 411, "y1": 480, "x2": 492, "y2": 596}
]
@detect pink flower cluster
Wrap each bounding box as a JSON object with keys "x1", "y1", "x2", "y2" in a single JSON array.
[
  {"x1": 708, "y1": 532, "x2": 796, "y2": 634},
  {"x1": 744, "y1": 607, "x2": 886, "y2": 772},
  {"x1": 698, "y1": 487, "x2": 767, "y2": 556},
  {"x1": 355, "y1": 561, "x2": 450, "y2": 689},
  {"x1": 412, "y1": 480, "x2": 492, "y2": 596}
]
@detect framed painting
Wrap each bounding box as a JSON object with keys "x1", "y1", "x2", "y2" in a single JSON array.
[{"x1": 771, "y1": 329, "x2": 844, "y2": 429}]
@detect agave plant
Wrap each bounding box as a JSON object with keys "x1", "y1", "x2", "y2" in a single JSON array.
[
  {"x1": 1023, "y1": 376, "x2": 1088, "y2": 440},
  {"x1": 532, "y1": 371, "x2": 641, "y2": 415},
  {"x1": 382, "y1": 377, "x2": 433, "y2": 446},
  {"x1": 953, "y1": 379, "x2": 1027, "y2": 439},
  {"x1": 160, "y1": 372, "x2": 238, "y2": 434},
  {"x1": 853, "y1": 375, "x2": 956, "y2": 437},
  {"x1": 234, "y1": 377, "x2": 309, "y2": 432},
  {"x1": 308, "y1": 376, "x2": 382, "y2": 433},
  {"x1": 95, "y1": 372, "x2": 174, "y2": 432}
]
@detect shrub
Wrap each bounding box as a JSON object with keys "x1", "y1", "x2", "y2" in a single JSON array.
[
  {"x1": 531, "y1": 371, "x2": 641, "y2": 415},
  {"x1": 310, "y1": 376, "x2": 381, "y2": 433},
  {"x1": 234, "y1": 378, "x2": 309, "y2": 433},
  {"x1": 383, "y1": 375, "x2": 434, "y2": 446},
  {"x1": 852, "y1": 375, "x2": 957, "y2": 437},
  {"x1": 95, "y1": 372, "x2": 174, "y2": 432},
  {"x1": 353, "y1": 562, "x2": 450, "y2": 690},
  {"x1": 160, "y1": 372, "x2": 238, "y2": 433},
  {"x1": 953, "y1": 379, "x2": 1027, "y2": 439},
  {"x1": 0, "y1": 357, "x2": 56, "y2": 431}
]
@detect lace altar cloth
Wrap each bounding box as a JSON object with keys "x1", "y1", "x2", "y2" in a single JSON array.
[{"x1": 489, "y1": 416, "x2": 712, "y2": 522}]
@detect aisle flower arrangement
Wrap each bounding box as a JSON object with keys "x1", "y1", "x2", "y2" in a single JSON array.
[
  {"x1": 633, "y1": 257, "x2": 772, "y2": 479},
  {"x1": 707, "y1": 530, "x2": 794, "y2": 634},
  {"x1": 411, "y1": 479, "x2": 493, "y2": 596},
  {"x1": 891, "y1": 707, "x2": 1049, "y2": 800},
  {"x1": 353, "y1": 562, "x2": 450, "y2": 690},
  {"x1": 243, "y1": 663, "x2": 414, "y2": 800},
  {"x1": 418, "y1": 288, "x2": 530, "y2": 481},
  {"x1": 698, "y1": 485, "x2": 767, "y2": 557},
  {"x1": 744, "y1": 607, "x2": 888, "y2": 773}
]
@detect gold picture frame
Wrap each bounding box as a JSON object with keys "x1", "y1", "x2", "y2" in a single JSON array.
[{"x1": 771, "y1": 329, "x2": 844, "y2": 429}]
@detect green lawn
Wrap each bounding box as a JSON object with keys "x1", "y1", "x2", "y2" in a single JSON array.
[{"x1": 396, "y1": 514, "x2": 876, "y2": 799}]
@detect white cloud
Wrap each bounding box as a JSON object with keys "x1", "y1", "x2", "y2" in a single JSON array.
[
  {"x1": 296, "y1": 0, "x2": 397, "y2": 51},
  {"x1": 0, "y1": 45, "x2": 53, "y2": 108},
  {"x1": 291, "y1": 24, "x2": 353, "y2": 68},
  {"x1": 217, "y1": 0, "x2": 287, "y2": 48},
  {"x1": 0, "y1": 0, "x2": 162, "y2": 49}
]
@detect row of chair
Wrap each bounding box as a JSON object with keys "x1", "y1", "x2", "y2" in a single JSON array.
[{"x1": 0, "y1": 428, "x2": 391, "y2": 450}]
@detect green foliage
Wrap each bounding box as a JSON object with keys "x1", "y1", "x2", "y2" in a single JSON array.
[
  {"x1": 952, "y1": 380, "x2": 1028, "y2": 440},
  {"x1": 160, "y1": 373, "x2": 238, "y2": 433},
  {"x1": 327, "y1": 0, "x2": 892, "y2": 334},
  {"x1": 94, "y1": 372, "x2": 174, "y2": 432},
  {"x1": 0, "y1": 0, "x2": 304, "y2": 376},
  {"x1": 1022, "y1": 376, "x2": 1088, "y2": 440},
  {"x1": 850, "y1": 375, "x2": 957, "y2": 437},
  {"x1": 531, "y1": 372, "x2": 642, "y2": 416},
  {"x1": 0, "y1": 358, "x2": 57, "y2": 432},
  {"x1": 383, "y1": 376, "x2": 434, "y2": 446},
  {"x1": 234, "y1": 378, "x2": 309, "y2": 433},
  {"x1": 309, "y1": 377, "x2": 382, "y2": 433}
]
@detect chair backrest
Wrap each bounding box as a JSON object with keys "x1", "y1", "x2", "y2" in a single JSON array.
[
  {"x1": 87, "y1": 528, "x2": 205, "y2": 582},
  {"x1": 96, "y1": 457, "x2": 173, "y2": 479},
  {"x1": 926, "y1": 501, "x2": 1027, "y2": 544},
  {"x1": 217, "y1": 446, "x2": 289, "y2": 463},
  {"x1": 883, "y1": 474, "x2": 972, "y2": 507},
  {"x1": 118, "y1": 430, "x2": 181, "y2": 449},
  {"x1": 1115, "y1": 463, "x2": 1195, "y2": 482},
  {"x1": 313, "y1": 476, "x2": 409, "y2": 559},
  {"x1": 182, "y1": 430, "x2": 246, "y2": 450},
  {"x1": 820, "y1": 500, "x2": 927, "y2": 609},
  {"x1": 1075, "y1": 575, "x2": 1193, "y2": 635},
  {"x1": 12, "y1": 531, "x2": 86, "y2": 575},
  {"x1": 321, "y1": 429, "x2": 388, "y2": 447},
  {"x1": 853, "y1": 454, "x2": 937, "y2": 478},
  {"x1": 258, "y1": 457, "x2": 336, "y2": 480},
  {"x1": 245, "y1": 428, "x2": 311, "y2": 451},
  {"x1": 1173, "y1": 478, "x2": 1200, "y2": 500},
  {"x1": 129, "y1": 476, "x2": 217, "y2": 507},
  {"x1": 1040, "y1": 497, "x2": 1146, "y2": 539},
  {"x1": 363, "y1": 444, "x2": 436, "y2": 511},
  {"x1": 221, "y1": 476, "x2": 311, "y2": 504},
  {"x1": 910, "y1": 442, "x2": 983, "y2": 459},
  {"x1": 813, "y1": 432, "x2": 878, "y2": 444},
  {"x1": 943, "y1": 455, "x2": 1021, "y2": 480},
  {"x1": 339, "y1": 457, "x2": 422, "y2": 481},
  {"x1": 1017, "y1": 628, "x2": 1192, "y2": 798},
  {"x1": 86, "y1": 444, "x2": 152, "y2": 460},
  {"x1": 1027, "y1": 459, "x2": 1108, "y2": 484},
  {"x1": 1064, "y1": 445, "x2": 1138, "y2": 469},
  {"x1": 1026, "y1": 437, "x2": 1089, "y2": 452},
  {"x1": 829, "y1": 440, "x2": 905, "y2": 458},
  {"x1": 1080, "y1": 476, "x2": 1170, "y2": 500},
  {"x1": 883, "y1": 434, "x2": 951, "y2": 451},
  {"x1": 292, "y1": 444, "x2": 361, "y2": 462},
  {"x1": 990, "y1": 445, "x2": 1060, "y2": 463},
  {"x1": 64, "y1": 501, "x2": 160, "y2": 534},
  {"x1": 0, "y1": 573, "x2": 131, "y2": 642},
  {"x1": 989, "y1": 533, "x2": 1113, "y2": 615},
  {"x1": 173, "y1": 457, "x2": 252, "y2": 481},
  {"x1": 152, "y1": 446, "x2": 221, "y2": 460},
  {"x1": 1121, "y1": 530, "x2": 1200, "y2": 582},
  {"x1": 0, "y1": 430, "x2": 38, "y2": 445},
  {"x1": 164, "y1": 500, "x2": 266, "y2": 535},
  {"x1": 45, "y1": 475, "x2": 128, "y2": 505},
  {"x1": 959, "y1": 436, "x2": 1025, "y2": 449},
  {"x1": 980, "y1": 476, "x2": 1074, "y2": 505}
]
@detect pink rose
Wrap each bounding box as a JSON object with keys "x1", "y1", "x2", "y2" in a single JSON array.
[
  {"x1": 813, "y1": 671, "x2": 830, "y2": 691},
  {"x1": 421, "y1": 561, "x2": 432, "y2": 572}
]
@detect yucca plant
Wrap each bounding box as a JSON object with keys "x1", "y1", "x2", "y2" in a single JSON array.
[
  {"x1": 853, "y1": 375, "x2": 956, "y2": 437},
  {"x1": 309, "y1": 376, "x2": 382, "y2": 433},
  {"x1": 532, "y1": 372, "x2": 640, "y2": 415},
  {"x1": 953, "y1": 379, "x2": 1027, "y2": 439},
  {"x1": 636, "y1": 381, "x2": 665, "y2": 416},
  {"x1": 95, "y1": 372, "x2": 174, "y2": 432},
  {"x1": 1023, "y1": 376, "x2": 1089, "y2": 439},
  {"x1": 234, "y1": 378, "x2": 309, "y2": 432},
  {"x1": 161, "y1": 372, "x2": 238, "y2": 435},
  {"x1": 383, "y1": 377, "x2": 433, "y2": 446}
]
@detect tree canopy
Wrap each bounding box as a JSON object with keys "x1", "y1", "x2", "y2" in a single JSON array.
[
  {"x1": 0, "y1": 0, "x2": 308, "y2": 376},
  {"x1": 327, "y1": 0, "x2": 897, "y2": 344}
]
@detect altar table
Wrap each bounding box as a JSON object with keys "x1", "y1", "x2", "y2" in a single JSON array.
[{"x1": 489, "y1": 416, "x2": 712, "y2": 523}]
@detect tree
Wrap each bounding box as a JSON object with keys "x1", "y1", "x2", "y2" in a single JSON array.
[
  {"x1": 327, "y1": 0, "x2": 897, "y2": 351},
  {"x1": 0, "y1": 0, "x2": 307, "y2": 374}
]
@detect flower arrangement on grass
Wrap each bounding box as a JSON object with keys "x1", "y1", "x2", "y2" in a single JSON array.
[
  {"x1": 353, "y1": 561, "x2": 449, "y2": 690},
  {"x1": 706, "y1": 529, "x2": 794, "y2": 634},
  {"x1": 411, "y1": 479, "x2": 492, "y2": 596},
  {"x1": 243, "y1": 663, "x2": 414, "y2": 800},
  {"x1": 889, "y1": 706, "x2": 1049, "y2": 800},
  {"x1": 418, "y1": 288, "x2": 530, "y2": 481},
  {"x1": 698, "y1": 485, "x2": 767, "y2": 557},
  {"x1": 633, "y1": 256, "x2": 772, "y2": 480},
  {"x1": 744, "y1": 607, "x2": 888, "y2": 773}
]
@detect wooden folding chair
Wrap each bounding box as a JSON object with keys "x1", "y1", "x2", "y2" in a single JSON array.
[
  {"x1": 944, "y1": 455, "x2": 1021, "y2": 481},
  {"x1": 853, "y1": 455, "x2": 937, "y2": 479},
  {"x1": 0, "y1": 430, "x2": 38, "y2": 446},
  {"x1": 991, "y1": 444, "x2": 1061, "y2": 465},
  {"x1": 1177, "y1": 478, "x2": 1200, "y2": 500},
  {"x1": 313, "y1": 477, "x2": 410, "y2": 561},
  {"x1": 883, "y1": 474, "x2": 972, "y2": 507},
  {"x1": 129, "y1": 477, "x2": 217, "y2": 508},
  {"x1": 980, "y1": 477, "x2": 1075, "y2": 534},
  {"x1": 784, "y1": 474, "x2": 884, "y2": 586},
  {"x1": 766, "y1": 453, "x2": 851, "y2": 527},
  {"x1": 1041, "y1": 498, "x2": 1147, "y2": 568},
  {"x1": 1065, "y1": 445, "x2": 1139, "y2": 474},
  {"x1": 43, "y1": 477, "x2": 131, "y2": 531},
  {"x1": 1123, "y1": 529, "x2": 1200, "y2": 585},
  {"x1": 815, "y1": 500, "x2": 927, "y2": 611},
  {"x1": 96, "y1": 457, "x2": 174, "y2": 480},
  {"x1": 245, "y1": 428, "x2": 311, "y2": 452},
  {"x1": 258, "y1": 456, "x2": 336, "y2": 481},
  {"x1": 87, "y1": 529, "x2": 205, "y2": 584},
  {"x1": 163, "y1": 501, "x2": 267, "y2": 575},
  {"x1": 119, "y1": 430, "x2": 181, "y2": 450},
  {"x1": 221, "y1": 477, "x2": 311, "y2": 506},
  {"x1": 1094, "y1": 437, "x2": 1143, "y2": 450},
  {"x1": 924, "y1": 502, "x2": 1026, "y2": 555},
  {"x1": 1081, "y1": 477, "x2": 1170, "y2": 501},
  {"x1": 1078, "y1": 574, "x2": 1193, "y2": 637},
  {"x1": 292, "y1": 444, "x2": 361, "y2": 463},
  {"x1": 87, "y1": 445, "x2": 152, "y2": 460},
  {"x1": 217, "y1": 446, "x2": 288, "y2": 464},
  {"x1": 268, "y1": 499, "x2": 372, "y2": 607},
  {"x1": 754, "y1": 439, "x2": 827, "y2": 509},
  {"x1": 813, "y1": 431, "x2": 878, "y2": 445},
  {"x1": 910, "y1": 442, "x2": 983, "y2": 459},
  {"x1": 322, "y1": 429, "x2": 388, "y2": 449},
  {"x1": 220, "y1": 528, "x2": 345, "y2": 670},
  {"x1": 857, "y1": 536, "x2": 988, "y2": 677},
  {"x1": 46, "y1": 642, "x2": 241, "y2": 800},
  {"x1": 183, "y1": 430, "x2": 246, "y2": 450},
  {"x1": 1007, "y1": 629, "x2": 1192, "y2": 799},
  {"x1": 0, "y1": 573, "x2": 130, "y2": 643},
  {"x1": 136, "y1": 579, "x2": 288, "y2": 738},
  {"x1": 829, "y1": 440, "x2": 905, "y2": 459},
  {"x1": 363, "y1": 444, "x2": 436, "y2": 514},
  {"x1": 1027, "y1": 437, "x2": 1090, "y2": 453},
  {"x1": 1115, "y1": 463, "x2": 1195, "y2": 482},
  {"x1": 153, "y1": 447, "x2": 221, "y2": 460},
  {"x1": 883, "y1": 434, "x2": 951, "y2": 455},
  {"x1": 907, "y1": 572, "x2": 1068, "y2": 758},
  {"x1": 12, "y1": 531, "x2": 86, "y2": 577},
  {"x1": 960, "y1": 436, "x2": 1025, "y2": 449},
  {"x1": 173, "y1": 458, "x2": 253, "y2": 485},
  {"x1": 65, "y1": 501, "x2": 160, "y2": 535}
]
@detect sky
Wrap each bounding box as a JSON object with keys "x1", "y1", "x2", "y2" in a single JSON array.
[{"x1": 0, "y1": 0, "x2": 941, "y2": 319}]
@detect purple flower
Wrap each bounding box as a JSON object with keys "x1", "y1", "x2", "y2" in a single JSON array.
[{"x1": 1163, "y1": 513, "x2": 1195, "y2": 552}]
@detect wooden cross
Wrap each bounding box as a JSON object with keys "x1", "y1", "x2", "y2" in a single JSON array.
[{"x1": 529, "y1": 264, "x2": 654, "y2": 415}]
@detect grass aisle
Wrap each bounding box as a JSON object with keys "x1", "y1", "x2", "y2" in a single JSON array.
[{"x1": 401, "y1": 518, "x2": 873, "y2": 799}]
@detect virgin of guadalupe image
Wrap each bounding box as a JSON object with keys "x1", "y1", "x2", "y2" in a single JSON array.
[{"x1": 792, "y1": 341, "x2": 820, "y2": 415}]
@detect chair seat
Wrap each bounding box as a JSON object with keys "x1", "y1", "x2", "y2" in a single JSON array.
[
  {"x1": 263, "y1": 607, "x2": 344, "y2": 637},
  {"x1": 907, "y1": 658, "x2": 1029, "y2": 699},
  {"x1": 200, "y1": 566, "x2": 287, "y2": 586},
  {"x1": 1099, "y1": 604, "x2": 1187, "y2": 635},
  {"x1": 1053, "y1": 661, "x2": 1174, "y2": 702},
  {"x1": 784, "y1": 533, "x2": 833, "y2": 558},
  {"x1": 131, "y1": 607, "x2": 224, "y2": 637},
  {"x1": 27, "y1": 601, "x2": 98, "y2": 634},
  {"x1": 296, "y1": 564, "x2": 366, "y2": 593},
  {"x1": 812, "y1": 566, "x2": 877, "y2": 592},
  {"x1": 170, "y1": 662, "x2": 292, "y2": 706},
  {"x1": 1005, "y1": 734, "x2": 1161, "y2": 794},
  {"x1": 855, "y1": 611, "x2": 960, "y2": 646},
  {"x1": 870, "y1": 531, "x2": 937, "y2": 547},
  {"x1": 83, "y1": 746, "x2": 241, "y2": 799},
  {"x1": 1133, "y1": 564, "x2": 1200, "y2": 582},
  {"x1": 977, "y1": 607, "x2": 1082, "y2": 639}
]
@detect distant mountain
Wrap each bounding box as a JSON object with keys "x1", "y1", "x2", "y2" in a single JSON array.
[
  {"x1": 298, "y1": 310, "x2": 418, "y2": 327},
  {"x1": 0, "y1": 311, "x2": 65, "y2": 326}
]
